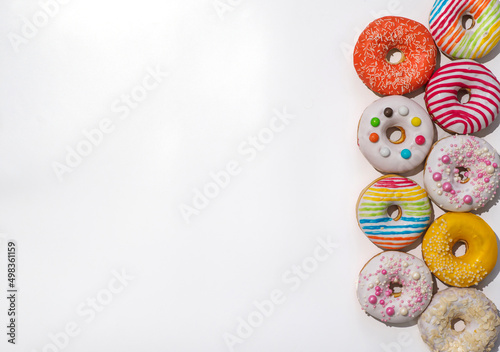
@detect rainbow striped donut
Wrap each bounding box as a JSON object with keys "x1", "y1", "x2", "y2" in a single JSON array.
[
  {"x1": 425, "y1": 60, "x2": 500, "y2": 134},
  {"x1": 356, "y1": 175, "x2": 432, "y2": 250},
  {"x1": 430, "y1": 0, "x2": 500, "y2": 59}
]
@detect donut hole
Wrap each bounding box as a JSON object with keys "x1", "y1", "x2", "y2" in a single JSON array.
[
  {"x1": 452, "y1": 240, "x2": 468, "y2": 258},
  {"x1": 387, "y1": 205, "x2": 402, "y2": 221},
  {"x1": 456, "y1": 166, "x2": 470, "y2": 183},
  {"x1": 457, "y1": 88, "x2": 471, "y2": 104},
  {"x1": 451, "y1": 318, "x2": 466, "y2": 332},
  {"x1": 386, "y1": 126, "x2": 406, "y2": 144},
  {"x1": 389, "y1": 282, "x2": 403, "y2": 298},
  {"x1": 461, "y1": 14, "x2": 475, "y2": 30},
  {"x1": 386, "y1": 48, "x2": 406, "y2": 65}
]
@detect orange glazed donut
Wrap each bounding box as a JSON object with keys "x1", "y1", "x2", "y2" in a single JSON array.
[{"x1": 354, "y1": 16, "x2": 438, "y2": 95}]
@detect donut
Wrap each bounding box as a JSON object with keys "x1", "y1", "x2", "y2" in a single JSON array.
[
  {"x1": 357, "y1": 96, "x2": 435, "y2": 173},
  {"x1": 356, "y1": 251, "x2": 433, "y2": 323},
  {"x1": 422, "y1": 212, "x2": 497, "y2": 287},
  {"x1": 423, "y1": 135, "x2": 500, "y2": 212},
  {"x1": 353, "y1": 16, "x2": 437, "y2": 95},
  {"x1": 425, "y1": 60, "x2": 500, "y2": 134},
  {"x1": 356, "y1": 175, "x2": 432, "y2": 250},
  {"x1": 429, "y1": 0, "x2": 500, "y2": 59},
  {"x1": 418, "y1": 287, "x2": 500, "y2": 352}
]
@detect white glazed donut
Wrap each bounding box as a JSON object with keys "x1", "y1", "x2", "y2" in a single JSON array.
[
  {"x1": 356, "y1": 251, "x2": 433, "y2": 324},
  {"x1": 418, "y1": 287, "x2": 500, "y2": 352},
  {"x1": 423, "y1": 135, "x2": 500, "y2": 211},
  {"x1": 425, "y1": 60, "x2": 500, "y2": 134},
  {"x1": 429, "y1": 0, "x2": 500, "y2": 59},
  {"x1": 358, "y1": 96, "x2": 435, "y2": 173}
]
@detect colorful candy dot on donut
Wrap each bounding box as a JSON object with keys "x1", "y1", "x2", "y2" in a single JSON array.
[
  {"x1": 400, "y1": 307, "x2": 408, "y2": 316},
  {"x1": 369, "y1": 133, "x2": 379, "y2": 143},
  {"x1": 432, "y1": 172, "x2": 442, "y2": 181},
  {"x1": 358, "y1": 96, "x2": 435, "y2": 173},
  {"x1": 368, "y1": 295, "x2": 377, "y2": 304},
  {"x1": 487, "y1": 166, "x2": 495, "y2": 174},
  {"x1": 442, "y1": 182, "x2": 452, "y2": 192},
  {"x1": 399, "y1": 106, "x2": 409, "y2": 116},
  {"x1": 371, "y1": 117, "x2": 380, "y2": 127},
  {"x1": 384, "y1": 108, "x2": 393, "y2": 117},
  {"x1": 464, "y1": 195, "x2": 473, "y2": 204},
  {"x1": 381, "y1": 269, "x2": 387, "y2": 275},
  {"x1": 411, "y1": 117, "x2": 421, "y2": 127},
  {"x1": 442, "y1": 155, "x2": 451, "y2": 164},
  {"x1": 380, "y1": 147, "x2": 391, "y2": 158},
  {"x1": 385, "y1": 289, "x2": 392, "y2": 296},
  {"x1": 386, "y1": 307, "x2": 395, "y2": 316},
  {"x1": 415, "y1": 135, "x2": 426, "y2": 145},
  {"x1": 401, "y1": 149, "x2": 411, "y2": 159},
  {"x1": 379, "y1": 299, "x2": 385, "y2": 306},
  {"x1": 412, "y1": 272, "x2": 421, "y2": 280}
]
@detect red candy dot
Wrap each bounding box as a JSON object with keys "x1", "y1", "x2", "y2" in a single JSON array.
[
  {"x1": 369, "y1": 133, "x2": 379, "y2": 143},
  {"x1": 415, "y1": 135, "x2": 425, "y2": 145}
]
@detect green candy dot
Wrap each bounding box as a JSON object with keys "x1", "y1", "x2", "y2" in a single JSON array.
[{"x1": 371, "y1": 117, "x2": 380, "y2": 127}]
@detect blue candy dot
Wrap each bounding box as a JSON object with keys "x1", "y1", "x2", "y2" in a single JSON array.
[{"x1": 401, "y1": 149, "x2": 411, "y2": 159}]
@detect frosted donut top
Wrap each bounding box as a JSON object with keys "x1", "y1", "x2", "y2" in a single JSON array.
[
  {"x1": 423, "y1": 135, "x2": 500, "y2": 212},
  {"x1": 358, "y1": 96, "x2": 435, "y2": 173}
]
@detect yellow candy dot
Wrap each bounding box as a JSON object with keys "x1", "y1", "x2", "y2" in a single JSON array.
[{"x1": 411, "y1": 117, "x2": 421, "y2": 127}]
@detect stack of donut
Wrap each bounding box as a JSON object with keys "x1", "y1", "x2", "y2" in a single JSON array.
[{"x1": 353, "y1": 1, "x2": 500, "y2": 351}]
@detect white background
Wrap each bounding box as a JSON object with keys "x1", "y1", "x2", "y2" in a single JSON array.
[{"x1": 1, "y1": 0, "x2": 500, "y2": 351}]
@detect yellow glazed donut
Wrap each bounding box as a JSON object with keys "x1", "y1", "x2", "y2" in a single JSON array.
[{"x1": 422, "y1": 212, "x2": 497, "y2": 287}]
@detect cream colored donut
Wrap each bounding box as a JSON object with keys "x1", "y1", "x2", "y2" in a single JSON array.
[
  {"x1": 356, "y1": 251, "x2": 433, "y2": 324},
  {"x1": 423, "y1": 135, "x2": 500, "y2": 211},
  {"x1": 358, "y1": 96, "x2": 435, "y2": 174},
  {"x1": 418, "y1": 288, "x2": 500, "y2": 352}
]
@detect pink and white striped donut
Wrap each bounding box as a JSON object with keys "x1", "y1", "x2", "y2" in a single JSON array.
[{"x1": 424, "y1": 60, "x2": 500, "y2": 134}]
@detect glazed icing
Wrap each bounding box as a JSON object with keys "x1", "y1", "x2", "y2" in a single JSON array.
[
  {"x1": 418, "y1": 288, "x2": 500, "y2": 352},
  {"x1": 353, "y1": 16, "x2": 437, "y2": 95},
  {"x1": 358, "y1": 96, "x2": 434, "y2": 173},
  {"x1": 429, "y1": 0, "x2": 500, "y2": 59},
  {"x1": 357, "y1": 175, "x2": 432, "y2": 250},
  {"x1": 423, "y1": 135, "x2": 500, "y2": 211},
  {"x1": 425, "y1": 60, "x2": 500, "y2": 134},
  {"x1": 422, "y1": 212, "x2": 497, "y2": 287},
  {"x1": 357, "y1": 251, "x2": 433, "y2": 324}
]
